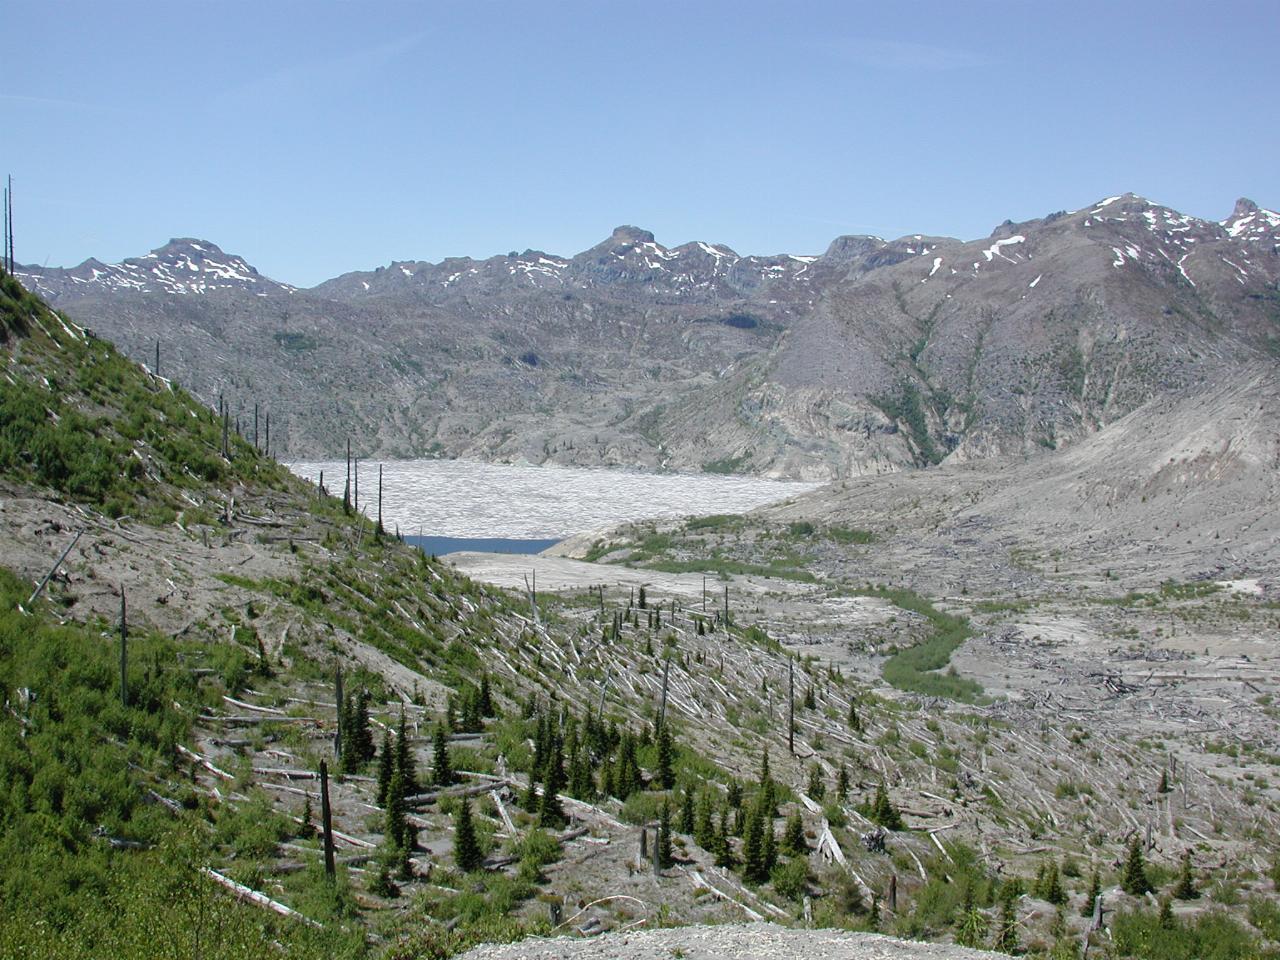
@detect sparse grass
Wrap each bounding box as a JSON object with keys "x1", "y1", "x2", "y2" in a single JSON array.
[
  {"x1": 701, "y1": 453, "x2": 751, "y2": 475},
  {"x1": 644, "y1": 555, "x2": 817, "y2": 583}
]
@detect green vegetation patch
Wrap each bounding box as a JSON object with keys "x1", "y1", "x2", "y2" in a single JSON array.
[
  {"x1": 858, "y1": 586, "x2": 984, "y2": 702},
  {"x1": 0, "y1": 272, "x2": 293, "y2": 520},
  {"x1": 273, "y1": 330, "x2": 322, "y2": 352},
  {"x1": 701, "y1": 453, "x2": 751, "y2": 475},
  {"x1": 870, "y1": 381, "x2": 943, "y2": 466},
  {"x1": 0, "y1": 565, "x2": 356, "y2": 957}
]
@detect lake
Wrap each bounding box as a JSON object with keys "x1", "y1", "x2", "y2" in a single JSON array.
[{"x1": 287, "y1": 459, "x2": 820, "y2": 543}]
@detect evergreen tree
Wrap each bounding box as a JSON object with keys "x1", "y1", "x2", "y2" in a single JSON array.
[
  {"x1": 869, "y1": 782, "x2": 902, "y2": 830},
  {"x1": 638, "y1": 586, "x2": 647, "y2": 609},
  {"x1": 532, "y1": 710, "x2": 550, "y2": 775},
  {"x1": 1121, "y1": 838, "x2": 1152, "y2": 895},
  {"x1": 478, "y1": 672, "x2": 493, "y2": 716},
  {"x1": 1157, "y1": 768, "x2": 1171, "y2": 794},
  {"x1": 694, "y1": 791, "x2": 715, "y2": 848},
  {"x1": 848, "y1": 701, "x2": 862, "y2": 733},
  {"x1": 867, "y1": 895, "x2": 880, "y2": 931},
  {"x1": 459, "y1": 686, "x2": 482, "y2": 733},
  {"x1": 1158, "y1": 896, "x2": 1175, "y2": 929},
  {"x1": 600, "y1": 756, "x2": 616, "y2": 800},
  {"x1": 783, "y1": 812, "x2": 806, "y2": 856},
  {"x1": 1172, "y1": 850, "x2": 1199, "y2": 900},
  {"x1": 522, "y1": 773, "x2": 541, "y2": 813},
  {"x1": 993, "y1": 886, "x2": 1019, "y2": 954},
  {"x1": 1080, "y1": 869, "x2": 1102, "y2": 918},
  {"x1": 713, "y1": 806, "x2": 735, "y2": 868},
  {"x1": 353, "y1": 689, "x2": 375, "y2": 763},
  {"x1": 836, "y1": 763, "x2": 850, "y2": 802},
  {"x1": 376, "y1": 726, "x2": 394, "y2": 806},
  {"x1": 803, "y1": 685, "x2": 816, "y2": 709},
  {"x1": 395, "y1": 706, "x2": 416, "y2": 794},
  {"x1": 454, "y1": 798, "x2": 483, "y2": 872},
  {"x1": 432, "y1": 721, "x2": 453, "y2": 786},
  {"x1": 368, "y1": 858, "x2": 399, "y2": 898},
  {"x1": 758, "y1": 748, "x2": 776, "y2": 816},
  {"x1": 614, "y1": 733, "x2": 641, "y2": 799},
  {"x1": 339, "y1": 693, "x2": 360, "y2": 774},
  {"x1": 568, "y1": 727, "x2": 596, "y2": 801},
  {"x1": 385, "y1": 768, "x2": 409, "y2": 852},
  {"x1": 742, "y1": 801, "x2": 767, "y2": 883},
  {"x1": 299, "y1": 793, "x2": 315, "y2": 839},
  {"x1": 1042, "y1": 859, "x2": 1067, "y2": 906},
  {"x1": 538, "y1": 733, "x2": 566, "y2": 828},
  {"x1": 806, "y1": 763, "x2": 825, "y2": 802},
  {"x1": 727, "y1": 779, "x2": 743, "y2": 809},
  {"x1": 655, "y1": 722, "x2": 676, "y2": 790},
  {"x1": 657, "y1": 799, "x2": 673, "y2": 869},
  {"x1": 680, "y1": 786, "x2": 695, "y2": 835},
  {"x1": 762, "y1": 815, "x2": 777, "y2": 876}
]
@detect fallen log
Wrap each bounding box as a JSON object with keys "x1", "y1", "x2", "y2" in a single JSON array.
[
  {"x1": 223, "y1": 695, "x2": 288, "y2": 715},
  {"x1": 202, "y1": 868, "x2": 321, "y2": 927},
  {"x1": 176, "y1": 744, "x2": 234, "y2": 781},
  {"x1": 405, "y1": 781, "x2": 496, "y2": 807}
]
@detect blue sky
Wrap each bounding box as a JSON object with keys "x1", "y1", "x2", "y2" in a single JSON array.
[{"x1": 4, "y1": 0, "x2": 1277, "y2": 286}]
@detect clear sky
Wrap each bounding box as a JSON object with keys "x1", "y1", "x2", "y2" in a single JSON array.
[{"x1": 4, "y1": 0, "x2": 1277, "y2": 287}]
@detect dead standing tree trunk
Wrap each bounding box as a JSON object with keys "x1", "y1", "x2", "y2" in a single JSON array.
[
  {"x1": 524, "y1": 572, "x2": 539, "y2": 627},
  {"x1": 344, "y1": 439, "x2": 352, "y2": 513},
  {"x1": 119, "y1": 588, "x2": 128, "y2": 708},
  {"x1": 319, "y1": 760, "x2": 336, "y2": 878},
  {"x1": 333, "y1": 664, "x2": 344, "y2": 763},
  {"x1": 788, "y1": 657, "x2": 795, "y2": 756}
]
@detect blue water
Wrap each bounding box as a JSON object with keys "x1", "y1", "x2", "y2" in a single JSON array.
[{"x1": 405, "y1": 535, "x2": 560, "y2": 556}]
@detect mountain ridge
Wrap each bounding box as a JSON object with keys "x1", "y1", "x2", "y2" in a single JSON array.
[{"x1": 14, "y1": 192, "x2": 1280, "y2": 479}]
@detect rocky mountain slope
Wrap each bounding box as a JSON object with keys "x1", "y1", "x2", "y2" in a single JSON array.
[
  {"x1": 17, "y1": 195, "x2": 1280, "y2": 478},
  {"x1": 758, "y1": 362, "x2": 1280, "y2": 593}
]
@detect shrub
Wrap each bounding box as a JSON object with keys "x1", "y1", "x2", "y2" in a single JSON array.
[{"x1": 770, "y1": 857, "x2": 809, "y2": 900}]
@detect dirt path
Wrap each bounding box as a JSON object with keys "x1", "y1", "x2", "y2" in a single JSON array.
[{"x1": 458, "y1": 923, "x2": 991, "y2": 960}]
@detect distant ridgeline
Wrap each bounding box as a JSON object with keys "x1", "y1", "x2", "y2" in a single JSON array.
[{"x1": 14, "y1": 196, "x2": 1280, "y2": 478}]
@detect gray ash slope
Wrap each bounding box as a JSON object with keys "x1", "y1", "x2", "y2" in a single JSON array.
[{"x1": 19, "y1": 194, "x2": 1280, "y2": 479}]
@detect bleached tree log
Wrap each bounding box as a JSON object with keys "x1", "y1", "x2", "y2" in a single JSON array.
[{"x1": 201, "y1": 868, "x2": 322, "y2": 927}]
